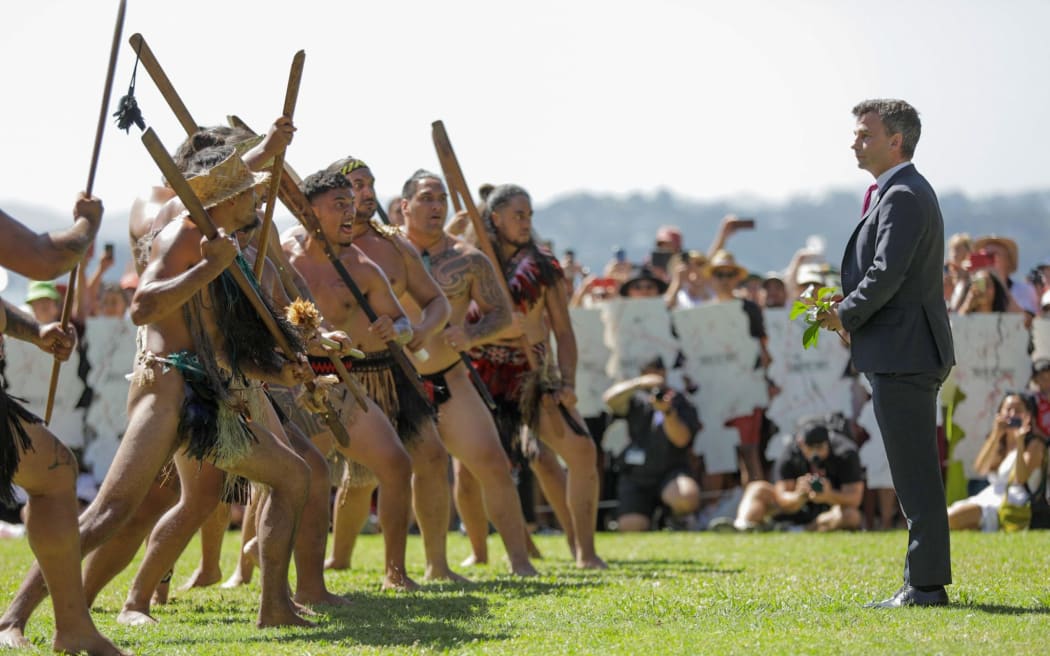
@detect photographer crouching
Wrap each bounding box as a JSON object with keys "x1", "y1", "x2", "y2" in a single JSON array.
[
  {"x1": 712, "y1": 417, "x2": 864, "y2": 532},
  {"x1": 602, "y1": 357, "x2": 702, "y2": 531}
]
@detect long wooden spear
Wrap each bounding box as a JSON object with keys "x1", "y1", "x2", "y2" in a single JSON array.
[
  {"x1": 252, "y1": 51, "x2": 304, "y2": 281},
  {"x1": 431, "y1": 120, "x2": 587, "y2": 436},
  {"x1": 45, "y1": 0, "x2": 126, "y2": 425},
  {"x1": 141, "y1": 128, "x2": 353, "y2": 447}
]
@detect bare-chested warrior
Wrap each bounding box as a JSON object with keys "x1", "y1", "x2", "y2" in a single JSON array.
[
  {"x1": 463, "y1": 184, "x2": 606, "y2": 570},
  {"x1": 115, "y1": 148, "x2": 356, "y2": 627},
  {"x1": 0, "y1": 147, "x2": 315, "y2": 634},
  {"x1": 396, "y1": 170, "x2": 537, "y2": 575},
  {"x1": 75, "y1": 120, "x2": 305, "y2": 609},
  {"x1": 0, "y1": 197, "x2": 127, "y2": 655},
  {"x1": 302, "y1": 158, "x2": 464, "y2": 583},
  {"x1": 278, "y1": 169, "x2": 418, "y2": 589}
]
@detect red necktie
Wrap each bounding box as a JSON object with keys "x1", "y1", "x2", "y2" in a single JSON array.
[{"x1": 861, "y1": 183, "x2": 878, "y2": 216}]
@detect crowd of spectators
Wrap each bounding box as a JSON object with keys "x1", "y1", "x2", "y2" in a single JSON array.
[
  {"x1": 3, "y1": 215, "x2": 1049, "y2": 538},
  {"x1": 559, "y1": 217, "x2": 1050, "y2": 534}
]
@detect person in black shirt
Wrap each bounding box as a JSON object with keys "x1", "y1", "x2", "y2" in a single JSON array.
[
  {"x1": 712, "y1": 418, "x2": 863, "y2": 532},
  {"x1": 603, "y1": 357, "x2": 702, "y2": 531}
]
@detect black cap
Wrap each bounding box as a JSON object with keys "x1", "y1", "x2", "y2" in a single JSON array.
[{"x1": 799, "y1": 420, "x2": 830, "y2": 446}]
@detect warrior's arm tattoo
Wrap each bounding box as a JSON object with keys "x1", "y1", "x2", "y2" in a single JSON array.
[
  {"x1": 464, "y1": 252, "x2": 512, "y2": 346},
  {"x1": 0, "y1": 299, "x2": 43, "y2": 346}
]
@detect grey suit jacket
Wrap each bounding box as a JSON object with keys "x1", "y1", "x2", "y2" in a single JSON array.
[{"x1": 838, "y1": 164, "x2": 955, "y2": 374}]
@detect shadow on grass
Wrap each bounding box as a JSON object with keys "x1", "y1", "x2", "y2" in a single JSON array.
[
  {"x1": 606, "y1": 558, "x2": 744, "y2": 576},
  {"x1": 960, "y1": 603, "x2": 1050, "y2": 615},
  {"x1": 151, "y1": 592, "x2": 508, "y2": 649}
]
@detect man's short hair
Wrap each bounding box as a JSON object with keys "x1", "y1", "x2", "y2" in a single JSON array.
[
  {"x1": 401, "y1": 169, "x2": 442, "y2": 200},
  {"x1": 300, "y1": 170, "x2": 352, "y2": 202},
  {"x1": 852, "y1": 98, "x2": 921, "y2": 159},
  {"x1": 798, "y1": 419, "x2": 830, "y2": 446}
]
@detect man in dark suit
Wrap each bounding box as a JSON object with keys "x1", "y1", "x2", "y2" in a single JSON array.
[{"x1": 818, "y1": 99, "x2": 955, "y2": 608}]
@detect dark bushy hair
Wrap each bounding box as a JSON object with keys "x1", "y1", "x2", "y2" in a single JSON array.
[
  {"x1": 852, "y1": 99, "x2": 921, "y2": 158},
  {"x1": 300, "y1": 170, "x2": 353, "y2": 202},
  {"x1": 401, "y1": 169, "x2": 442, "y2": 199},
  {"x1": 479, "y1": 184, "x2": 530, "y2": 225}
]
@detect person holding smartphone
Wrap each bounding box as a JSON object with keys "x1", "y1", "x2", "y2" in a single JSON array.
[{"x1": 947, "y1": 392, "x2": 1046, "y2": 531}]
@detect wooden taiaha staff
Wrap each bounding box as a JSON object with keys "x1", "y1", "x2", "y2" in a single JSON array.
[
  {"x1": 252, "y1": 51, "x2": 304, "y2": 281},
  {"x1": 431, "y1": 120, "x2": 588, "y2": 436},
  {"x1": 226, "y1": 116, "x2": 432, "y2": 405},
  {"x1": 126, "y1": 37, "x2": 367, "y2": 413},
  {"x1": 45, "y1": 0, "x2": 127, "y2": 425},
  {"x1": 141, "y1": 128, "x2": 354, "y2": 447}
]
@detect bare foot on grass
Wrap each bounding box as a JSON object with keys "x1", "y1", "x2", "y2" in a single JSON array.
[
  {"x1": 53, "y1": 630, "x2": 130, "y2": 656},
  {"x1": 323, "y1": 557, "x2": 350, "y2": 571},
  {"x1": 116, "y1": 608, "x2": 158, "y2": 627},
  {"x1": 221, "y1": 568, "x2": 251, "y2": 589},
  {"x1": 179, "y1": 566, "x2": 222, "y2": 592},
  {"x1": 381, "y1": 573, "x2": 420, "y2": 592},
  {"x1": 294, "y1": 590, "x2": 353, "y2": 607},
  {"x1": 0, "y1": 626, "x2": 30, "y2": 648},
  {"x1": 510, "y1": 561, "x2": 540, "y2": 577},
  {"x1": 424, "y1": 566, "x2": 470, "y2": 584},
  {"x1": 258, "y1": 602, "x2": 316, "y2": 628},
  {"x1": 576, "y1": 556, "x2": 608, "y2": 570},
  {"x1": 460, "y1": 553, "x2": 486, "y2": 567}
]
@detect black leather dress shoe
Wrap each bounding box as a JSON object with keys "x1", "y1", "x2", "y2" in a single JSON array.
[{"x1": 864, "y1": 584, "x2": 948, "y2": 608}]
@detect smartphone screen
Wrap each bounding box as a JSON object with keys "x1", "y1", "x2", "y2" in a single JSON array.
[{"x1": 650, "y1": 250, "x2": 672, "y2": 270}]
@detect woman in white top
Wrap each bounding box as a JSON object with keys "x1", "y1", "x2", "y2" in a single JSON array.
[{"x1": 948, "y1": 392, "x2": 1046, "y2": 531}]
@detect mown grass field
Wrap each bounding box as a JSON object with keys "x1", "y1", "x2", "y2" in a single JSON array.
[{"x1": 1, "y1": 529, "x2": 1048, "y2": 655}]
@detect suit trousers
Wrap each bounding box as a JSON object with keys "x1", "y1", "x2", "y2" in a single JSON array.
[{"x1": 867, "y1": 368, "x2": 952, "y2": 587}]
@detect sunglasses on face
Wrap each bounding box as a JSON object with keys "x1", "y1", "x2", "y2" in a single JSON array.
[{"x1": 713, "y1": 270, "x2": 737, "y2": 280}]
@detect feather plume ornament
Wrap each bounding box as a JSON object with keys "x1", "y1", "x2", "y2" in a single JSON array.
[
  {"x1": 285, "y1": 297, "x2": 323, "y2": 340},
  {"x1": 113, "y1": 38, "x2": 145, "y2": 133}
]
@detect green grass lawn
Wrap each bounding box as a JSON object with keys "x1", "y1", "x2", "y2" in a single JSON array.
[{"x1": 1, "y1": 529, "x2": 1048, "y2": 654}]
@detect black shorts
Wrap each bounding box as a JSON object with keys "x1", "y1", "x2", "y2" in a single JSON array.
[
  {"x1": 616, "y1": 468, "x2": 691, "y2": 518},
  {"x1": 773, "y1": 503, "x2": 829, "y2": 526}
]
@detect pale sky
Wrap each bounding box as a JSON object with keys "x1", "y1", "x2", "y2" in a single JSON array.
[{"x1": 1, "y1": 0, "x2": 1048, "y2": 218}]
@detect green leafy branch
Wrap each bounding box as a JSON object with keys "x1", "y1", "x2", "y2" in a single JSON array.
[{"x1": 789, "y1": 286, "x2": 840, "y2": 349}]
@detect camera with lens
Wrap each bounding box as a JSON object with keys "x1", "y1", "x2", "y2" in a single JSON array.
[
  {"x1": 1027, "y1": 267, "x2": 1045, "y2": 289},
  {"x1": 808, "y1": 475, "x2": 824, "y2": 493}
]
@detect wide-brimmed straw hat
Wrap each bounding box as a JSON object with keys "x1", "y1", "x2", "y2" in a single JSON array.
[
  {"x1": 184, "y1": 149, "x2": 270, "y2": 213},
  {"x1": 973, "y1": 235, "x2": 1019, "y2": 273},
  {"x1": 705, "y1": 250, "x2": 748, "y2": 281}
]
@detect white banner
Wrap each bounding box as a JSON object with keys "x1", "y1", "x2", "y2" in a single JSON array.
[
  {"x1": 1, "y1": 334, "x2": 84, "y2": 448},
  {"x1": 0, "y1": 309, "x2": 1036, "y2": 484},
  {"x1": 942, "y1": 313, "x2": 1031, "y2": 478},
  {"x1": 673, "y1": 301, "x2": 767, "y2": 474},
  {"x1": 82, "y1": 318, "x2": 137, "y2": 479},
  {"x1": 764, "y1": 308, "x2": 853, "y2": 458},
  {"x1": 569, "y1": 306, "x2": 612, "y2": 418}
]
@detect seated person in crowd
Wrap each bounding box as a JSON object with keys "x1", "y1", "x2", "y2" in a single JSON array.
[
  {"x1": 712, "y1": 417, "x2": 863, "y2": 532},
  {"x1": 602, "y1": 356, "x2": 702, "y2": 531},
  {"x1": 947, "y1": 391, "x2": 1046, "y2": 531}
]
